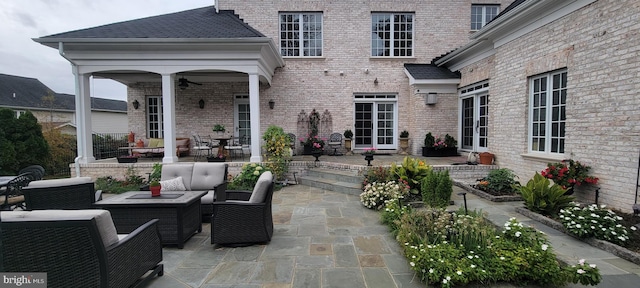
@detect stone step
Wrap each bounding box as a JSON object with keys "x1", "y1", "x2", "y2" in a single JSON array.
[
  {"x1": 305, "y1": 168, "x2": 364, "y2": 184},
  {"x1": 298, "y1": 175, "x2": 363, "y2": 196}
]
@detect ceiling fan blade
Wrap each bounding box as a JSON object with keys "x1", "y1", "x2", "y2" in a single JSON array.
[{"x1": 187, "y1": 80, "x2": 202, "y2": 85}]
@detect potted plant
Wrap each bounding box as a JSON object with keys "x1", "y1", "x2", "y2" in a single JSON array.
[
  {"x1": 540, "y1": 159, "x2": 599, "y2": 195},
  {"x1": 149, "y1": 179, "x2": 161, "y2": 197},
  {"x1": 362, "y1": 147, "x2": 376, "y2": 166},
  {"x1": 343, "y1": 129, "x2": 353, "y2": 155},
  {"x1": 421, "y1": 132, "x2": 458, "y2": 157},
  {"x1": 212, "y1": 124, "x2": 226, "y2": 134},
  {"x1": 399, "y1": 130, "x2": 409, "y2": 155},
  {"x1": 299, "y1": 134, "x2": 326, "y2": 155}
]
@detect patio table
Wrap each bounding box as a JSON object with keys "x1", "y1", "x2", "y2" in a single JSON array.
[{"x1": 93, "y1": 190, "x2": 207, "y2": 248}]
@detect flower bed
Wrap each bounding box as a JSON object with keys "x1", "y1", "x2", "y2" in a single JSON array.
[
  {"x1": 453, "y1": 180, "x2": 522, "y2": 202},
  {"x1": 516, "y1": 206, "x2": 640, "y2": 265}
]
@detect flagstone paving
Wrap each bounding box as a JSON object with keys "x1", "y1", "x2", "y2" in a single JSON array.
[{"x1": 141, "y1": 183, "x2": 640, "y2": 288}]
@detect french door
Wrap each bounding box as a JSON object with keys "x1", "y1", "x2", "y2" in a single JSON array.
[
  {"x1": 354, "y1": 98, "x2": 397, "y2": 150},
  {"x1": 234, "y1": 95, "x2": 251, "y2": 144},
  {"x1": 460, "y1": 92, "x2": 488, "y2": 152}
]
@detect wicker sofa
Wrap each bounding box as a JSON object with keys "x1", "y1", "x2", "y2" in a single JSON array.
[
  {"x1": 132, "y1": 137, "x2": 190, "y2": 157},
  {"x1": 159, "y1": 163, "x2": 227, "y2": 221},
  {"x1": 23, "y1": 176, "x2": 99, "y2": 210},
  {"x1": 1, "y1": 209, "x2": 163, "y2": 288}
]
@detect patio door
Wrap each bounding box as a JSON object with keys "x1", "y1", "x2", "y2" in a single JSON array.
[
  {"x1": 460, "y1": 91, "x2": 489, "y2": 152},
  {"x1": 354, "y1": 95, "x2": 397, "y2": 150},
  {"x1": 234, "y1": 95, "x2": 251, "y2": 144}
]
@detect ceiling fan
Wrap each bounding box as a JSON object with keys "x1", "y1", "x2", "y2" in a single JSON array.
[{"x1": 177, "y1": 76, "x2": 202, "y2": 90}]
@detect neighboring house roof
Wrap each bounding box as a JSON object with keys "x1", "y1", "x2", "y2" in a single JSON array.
[
  {"x1": 39, "y1": 7, "x2": 265, "y2": 40},
  {"x1": 404, "y1": 64, "x2": 460, "y2": 80},
  {"x1": 0, "y1": 73, "x2": 126, "y2": 112}
]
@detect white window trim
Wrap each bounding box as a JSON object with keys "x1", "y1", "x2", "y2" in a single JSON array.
[
  {"x1": 471, "y1": 4, "x2": 500, "y2": 31},
  {"x1": 146, "y1": 96, "x2": 163, "y2": 139},
  {"x1": 371, "y1": 12, "x2": 415, "y2": 58},
  {"x1": 527, "y1": 69, "x2": 567, "y2": 158},
  {"x1": 279, "y1": 12, "x2": 323, "y2": 58}
]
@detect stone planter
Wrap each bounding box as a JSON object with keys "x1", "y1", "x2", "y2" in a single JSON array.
[
  {"x1": 344, "y1": 138, "x2": 352, "y2": 155},
  {"x1": 421, "y1": 147, "x2": 458, "y2": 157},
  {"x1": 399, "y1": 138, "x2": 409, "y2": 155}
]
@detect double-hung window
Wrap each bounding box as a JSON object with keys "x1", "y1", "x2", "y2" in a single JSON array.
[
  {"x1": 279, "y1": 12, "x2": 323, "y2": 57},
  {"x1": 529, "y1": 70, "x2": 567, "y2": 155},
  {"x1": 471, "y1": 4, "x2": 499, "y2": 30},
  {"x1": 371, "y1": 13, "x2": 414, "y2": 57}
]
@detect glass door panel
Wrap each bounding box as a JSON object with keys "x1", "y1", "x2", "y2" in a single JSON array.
[
  {"x1": 355, "y1": 103, "x2": 373, "y2": 146},
  {"x1": 234, "y1": 96, "x2": 251, "y2": 144}
]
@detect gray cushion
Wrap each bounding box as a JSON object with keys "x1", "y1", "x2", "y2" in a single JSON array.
[
  {"x1": 248, "y1": 171, "x2": 273, "y2": 203},
  {"x1": 201, "y1": 190, "x2": 215, "y2": 204},
  {"x1": 25, "y1": 177, "x2": 92, "y2": 188},
  {"x1": 1, "y1": 209, "x2": 119, "y2": 248},
  {"x1": 191, "y1": 163, "x2": 226, "y2": 191},
  {"x1": 161, "y1": 164, "x2": 194, "y2": 191}
]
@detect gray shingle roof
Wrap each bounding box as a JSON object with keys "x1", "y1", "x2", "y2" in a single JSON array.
[
  {"x1": 404, "y1": 64, "x2": 460, "y2": 80},
  {"x1": 0, "y1": 73, "x2": 126, "y2": 112},
  {"x1": 40, "y1": 7, "x2": 265, "y2": 39}
]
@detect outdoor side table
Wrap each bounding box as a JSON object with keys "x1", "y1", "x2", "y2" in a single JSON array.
[{"x1": 93, "y1": 190, "x2": 207, "y2": 248}]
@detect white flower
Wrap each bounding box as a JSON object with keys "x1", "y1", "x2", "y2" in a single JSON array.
[
  {"x1": 429, "y1": 268, "x2": 434, "y2": 274},
  {"x1": 500, "y1": 256, "x2": 505, "y2": 260},
  {"x1": 410, "y1": 262, "x2": 415, "y2": 267},
  {"x1": 541, "y1": 244, "x2": 548, "y2": 251},
  {"x1": 579, "y1": 259, "x2": 585, "y2": 265},
  {"x1": 631, "y1": 226, "x2": 637, "y2": 231},
  {"x1": 577, "y1": 269, "x2": 585, "y2": 274},
  {"x1": 470, "y1": 264, "x2": 476, "y2": 268},
  {"x1": 515, "y1": 231, "x2": 522, "y2": 237},
  {"x1": 446, "y1": 276, "x2": 451, "y2": 281},
  {"x1": 442, "y1": 279, "x2": 448, "y2": 284},
  {"x1": 456, "y1": 271, "x2": 462, "y2": 275}
]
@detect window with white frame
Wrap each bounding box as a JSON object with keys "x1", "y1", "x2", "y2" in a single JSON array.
[
  {"x1": 471, "y1": 4, "x2": 499, "y2": 30},
  {"x1": 529, "y1": 70, "x2": 567, "y2": 155},
  {"x1": 371, "y1": 13, "x2": 414, "y2": 57},
  {"x1": 279, "y1": 12, "x2": 323, "y2": 57},
  {"x1": 146, "y1": 96, "x2": 163, "y2": 138}
]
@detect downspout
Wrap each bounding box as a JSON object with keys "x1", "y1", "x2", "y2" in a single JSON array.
[{"x1": 58, "y1": 42, "x2": 82, "y2": 178}]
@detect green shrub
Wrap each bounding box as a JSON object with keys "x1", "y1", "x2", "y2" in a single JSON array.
[
  {"x1": 149, "y1": 163, "x2": 162, "y2": 183},
  {"x1": 95, "y1": 167, "x2": 145, "y2": 194},
  {"x1": 228, "y1": 163, "x2": 270, "y2": 190},
  {"x1": 421, "y1": 170, "x2": 453, "y2": 208},
  {"x1": 262, "y1": 125, "x2": 291, "y2": 181},
  {"x1": 559, "y1": 203, "x2": 631, "y2": 245},
  {"x1": 476, "y1": 168, "x2": 520, "y2": 195},
  {"x1": 362, "y1": 166, "x2": 392, "y2": 187},
  {"x1": 380, "y1": 198, "x2": 412, "y2": 234},
  {"x1": 0, "y1": 109, "x2": 50, "y2": 174},
  {"x1": 514, "y1": 173, "x2": 574, "y2": 217},
  {"x1": 390, "y1": 156, "x2": 431, "y2": 196},
  {"x1": 424, "y1": 132, "x2": 435, "y2": 148}
]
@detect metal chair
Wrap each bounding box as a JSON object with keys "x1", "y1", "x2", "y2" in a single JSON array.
[
  {"x1": 0, "y1": 172, "x2": 33, "y2": 210},
  {"x1": 192, "y1": 135, "x2": 212, "y2": 161},
  {"x1": 224, "y1": 136, "x2": 245, "y2": 161},
  {"x1": 19, "y1": 165, "x2": 45, "y2": 181},
  {"x1": 327, "y1": 132, "x2": 343, "y2": 156}
]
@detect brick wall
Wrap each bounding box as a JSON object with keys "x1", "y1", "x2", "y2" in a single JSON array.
[{"x1": 456, "y1": 0, "x2": 640, "y2": 212}]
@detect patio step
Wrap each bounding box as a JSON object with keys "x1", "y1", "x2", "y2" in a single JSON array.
[{"x1": 298, "y1": 168, "x2": 364, "y2": 195}]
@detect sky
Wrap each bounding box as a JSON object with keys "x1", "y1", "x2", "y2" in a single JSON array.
[{"x1": 0, "y1": 0, "x2": 214, "y2": 101}]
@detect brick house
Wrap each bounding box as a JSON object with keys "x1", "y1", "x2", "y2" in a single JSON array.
[
  {"x1": 434, "y1": 0, "x2": 640, "y2": 212},
  {"x1": 34, "y1": 0, "x2": 511, "y2": 163}
]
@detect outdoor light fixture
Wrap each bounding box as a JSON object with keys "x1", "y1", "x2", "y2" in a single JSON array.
[
  {"x1": 374, "y1": 78, "x2": 379, "y2": 85},
  {"x1": 457, "y1": 192, "x2": 468, "y2": 214},
  {"x1": 198, "y1": 99, "x2": 205, "y2": 109},
  {"x1": 426, "y1": 92, "x2": 438, "y2": 105},
  {"x1": 132, "y1": 99, "x2": 139, "y2": 110},
  {"x1": 269, "y1": 99, "x2": 275, "y2": 110}
]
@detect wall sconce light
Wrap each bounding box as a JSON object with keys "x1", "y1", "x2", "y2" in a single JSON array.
[
  {"x1": 323, "y1": 69, "x2": 328, "y2": 74},
  {"x1": 373, "y1": 78, "x2": 379, "y2": 85},
  {"x1": 364, "y1": 68, "x2": 369, "y2": 74},
  {"x1": 426, "y1": 92, "x2": 438, "y2": 105},
  {"x1": 268, "y1": 99, "x2": 275, "y2": 110},
  {"x1": 339, "y1": 71, "x2": 344, "y2": 76},
  {"x1": 132, "y1": 99, "x2": 139, "y2": 110},
  {"x1": 198, "y1": 99, "x2": 205, "y2": 109}
]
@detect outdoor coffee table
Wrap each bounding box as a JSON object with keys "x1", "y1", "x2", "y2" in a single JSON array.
[{"x1": 93, "y1": 190, "x2": 207, "y2": 248}]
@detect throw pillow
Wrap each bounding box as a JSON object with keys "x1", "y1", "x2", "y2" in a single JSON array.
[
  {"x1": 156, "y1": 138, "x2": 165, "y2": 147},
  {"x1": 148, "y1": 138, "x2": 160, "y2": 148},
  {"x1": 160, "y1": 176, "x2": 186, "y2": 192},
  {"x1": 136, "y1": 139, "x2": 144, "y2": 148}
]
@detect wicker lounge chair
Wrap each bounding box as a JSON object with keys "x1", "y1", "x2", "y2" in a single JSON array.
[
  {"x1": 23, "y1": 177, "x2": 98, "y2": 210},
  {"x1": 211, "y1": 171, "x2": 274, "y2": 246},
  {"x1": 0, "y1": 209, "x2": 163, "y2": 288}
]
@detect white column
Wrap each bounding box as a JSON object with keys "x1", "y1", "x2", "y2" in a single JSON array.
[
  {"x1": 161, "y1": 74, "x2": 178, "y2": 163},
  {"x1": 74, "y1": 70, "x2": 94, "y2": 163},
  {"x1": 249, "y1": 73, "x2": 262, "y2": 162}
]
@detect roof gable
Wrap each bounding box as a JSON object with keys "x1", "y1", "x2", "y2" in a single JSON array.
[
  {"x1": 0, "y1": 73, "x2": 126, "y2": 112},
  {"x1": 39, "y1": 7, "x2": 265, "y2": 40}
]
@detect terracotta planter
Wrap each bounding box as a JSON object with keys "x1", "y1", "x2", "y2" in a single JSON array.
[
  {"x1": 150, "y1": 185, "x2": 161, "y2": 197},
  {"x1": 478, "y1": 152, "x2": 494, "y2": 165}
]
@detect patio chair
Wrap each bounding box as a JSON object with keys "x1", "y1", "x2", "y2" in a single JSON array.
[
  {"x1": 224, "y1": 136, "x2": 247, "y2": 161},
  {"x1": 0, "y1": 172, "x2": 33, "y2": 210},
  {"x1": 23, "y1": 177, "x2": 98, "y2": 210},
  {"x1": 211, "y1": 171, "x2": 274, "y2": 246},
  {"x1": 18, "y1": 165, "x2": 45, "y2": 181},
  {"x1": 192, "y1": 135, "x2": 212, "y2": 161},
  {"x1": 327, "y1": 132, "x2": 343, "y2": 156},
  {"x1": 0, "y1": 209, "x2": 163, "y2": 288}
]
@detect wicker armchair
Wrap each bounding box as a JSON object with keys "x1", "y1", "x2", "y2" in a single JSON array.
[
  {"x1": 211, "y1": 171, "x2": 274, "y2": 246},
  {"x1": 23, "y1": 177, "x2": 98, "y2": 210},
  {"x1": 0, "y1": 209, "x2": 163, "y2": 288}
]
